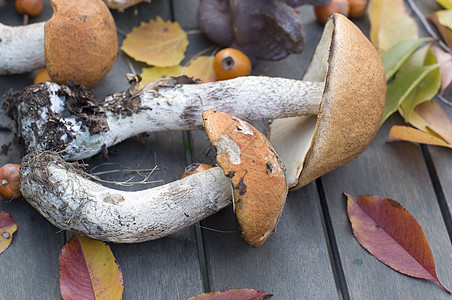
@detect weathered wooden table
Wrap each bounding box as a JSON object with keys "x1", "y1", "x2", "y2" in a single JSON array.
[{"x1": 1, "y1": 0, "x2": 451, "y2": 299}]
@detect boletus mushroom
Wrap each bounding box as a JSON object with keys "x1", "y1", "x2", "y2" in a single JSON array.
[
  {"x1": 5, "y1": 14, "x2": 385, "y2": 188},
  {"x1": 269, "y1": 14, "x2": 386, "y2": 190},
  {"x1": 197, "y1": 0, "x2": 331, "y2": 61},
  {"x1": 19, "y1": 111, "x2": 287, "y2": 247},
  {"x1": 0, "y1": 0, "x2": 118, "y2": 89}
]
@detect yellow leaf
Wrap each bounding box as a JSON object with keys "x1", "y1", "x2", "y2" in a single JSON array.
[
  {"x1": 369, "y1": 0, "x2": 418, "y2": 53},
  {"x1": 0, "y1": 211, "x2": 17, "y2": 255},
  {"x1": 121, "y1": 16, "x2": 188, "y2": 67},
  {"x1": 60, "y1": 235, "x2": 124, "y2": 300},
  {"x1": 185, "y1": 56, "x2": 217, "y2": 83},
  {"x1": 140, "y1": 65, "x2": 186, "y2": 85},
  {"x1": 387, "y1": 125, "x2": 452, "y2": 149}
]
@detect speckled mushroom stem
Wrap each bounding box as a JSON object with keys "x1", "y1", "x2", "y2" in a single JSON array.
[
  {"x1": 20, "y1": 152, "x2": 232, "y2": 243},
  {"x1": 10, "y1": 77, "x2": 324, "y2": 160},
  {"x1": 0, "y1": 22, "x2": 45, "y2": 74}
]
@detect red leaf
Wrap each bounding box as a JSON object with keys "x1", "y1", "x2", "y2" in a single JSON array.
[
  {"x1": 59, "y1": 235, "x2": 123, "y2": 300},
  {"x1": 346, "y1": 193, "x2": 451, "y2": 293},
  {"x1": 0, "y1": 211, "x2": 17, "y2": 255},
  {"x1": 188, "y1": 289, "x2": 273, "y2": 299}
]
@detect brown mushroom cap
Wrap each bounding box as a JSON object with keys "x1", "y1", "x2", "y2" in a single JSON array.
[
  {"x1": 44, "y1": 0, "x2": 118, "y2": 89},
  {"x1": 203, "y1": 110, "x2": 288, "y2": 247},
  {"x1": 269, "y1": 14, "x2": 386, "y2": 190}
]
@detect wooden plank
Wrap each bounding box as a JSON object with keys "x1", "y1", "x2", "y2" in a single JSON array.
[
  {"x1": 0, "y1": 2, "x2": 64, "y2": 298},
  {"x1": 181, "y1": 3, "x2": 338, "y2": 297},
  {"x1": 1, "y1": 1, "x2": 205, "y2": 298},
  {"x1": 321, "y1": 114, "x2": 452, "y2": 299}
]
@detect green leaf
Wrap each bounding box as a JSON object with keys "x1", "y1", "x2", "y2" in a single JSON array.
[
  {"x1": 399, "y1": 47, "x2": 440, "y2": 120},
  {"x1": 381, "y1": 38, "x2": 430, "y2": 80},
  {"x1": 382, "y1": 64, "x2": 439, "y2": 125},
  {"x1": 437, "y1": 0, "x2": 452, "y2": 10}
]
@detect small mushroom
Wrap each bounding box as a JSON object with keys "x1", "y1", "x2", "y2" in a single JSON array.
[
  {"x1": 19, "y1": 111, "x2": 287, "y2": 246},
  {"x1": 0, "y1": 0, "x2": 118, "y2": 89},
  {"x1": 103, "y1": 0, "x2": 150, "y2": 11},
  {"x1": 203, "y1": 110, "x2": 287, "y2": 247},
  {"x1": 269, "y1": 14, "x2": 386, "y2": 190}
]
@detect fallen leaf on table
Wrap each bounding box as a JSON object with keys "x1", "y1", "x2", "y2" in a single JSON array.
[
  {"x1": 399, "y1": 46, "x2": 440, "y2": 121},
  {"x1": 346, "y1": 194, "x2": 451, "y2": 293},
  {"x1": 59, "y1": 235, "x2": 123, "y2": 300},
  {"x1": 437, "y1": 0, "x2": 452, "y2": 9},
  {"x1": 413, "y1": 100, "x2": 452, "y2": 144},
  {"x1": 387, "y1": 125, "x2": 452, "y2": 148},
  {"x1": 381, "y1": 38, "x2": 429, "y2": 80},
  {"x1": 382, "y1": 63, "x2": 438, "y2": 124},
  {"x1": 121, "y1": 16, "x2": 188, "y2": 67},
  {"x1": 428, "y1": 11, "x2": 452, "y2": 50},
  {"x1": 188, "y1": 289, "x2": 273, "y2": 299},
  {"x1": 368, "y1": 0, "x2": 418, "y2": 53},
  {"x1": 185, "y1": 56, "x2": 217, "y2": 83},
  {"x1": 0, "y1": 211, "x2": 17, "y2": 255},
  {"x1": 431, "y1": 45, "x2": 452, "y2": 95},
  {"x1": 140, "y1": 65, "x2": 186, "y2": 85}
]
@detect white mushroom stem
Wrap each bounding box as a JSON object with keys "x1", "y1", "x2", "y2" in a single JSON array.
[
  {"x1": 20, "y1": 152, "x2": 232, "y2": 243},
  {"x1": 0, "y1": 22, "x2": 45, "y2": 74},
  {"x1": 13, "y1": 77, "x2": 324, "y2": 160}
]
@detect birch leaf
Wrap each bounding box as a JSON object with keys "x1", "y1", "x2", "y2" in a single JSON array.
[
  {"x1": 368, "y1": 0, "x2": 418, "y2": 53},
  {"x1": 387, "y1": 125, "x2": 452, "y2": 148},
  {"x1": 399, "y1": 47, "x2": 440, "y2": 120},
  {"x1": 121, "y1": 17, "x2": 188, "y2": 67},
  {"x1": 59, "y1": 235, "x2": 124, "y2": 300},
  {"x1": 140, "y1": 65, "x2": 186, "y2": 85},
  {"x1": 185, "y1": 56, "x2": 217, "y2": 83},
  {"x1": 382, "y1": 64, "x2": 438, "y2": 124},
  {"x1": 428, "y1": 11, "x2": 452, "y2": 49},
  {"x1": 437, "y1": 0, "x2": 452, "y2": 9},
  {"x1": 431, "y1": 45, "x2": 452, "y2": 94},
  {"x1": 381, "y1": 38, "x2": 429, "y2": 80},
  {"x1": 346, "y1": 194, "x2": 452, "y2": 293},
  {"x1": 0, "y1": 211, "x2": 17, "y2": 255},
  {"x1": 414, "y1": 100, "x2": 452, "y2": 144},
  {"x1": 188, "y1": 289, "x2": 273, "y2": 299}
]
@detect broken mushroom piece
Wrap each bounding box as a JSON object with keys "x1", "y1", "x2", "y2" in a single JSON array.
[
  {"x1": 269, "y1": 14, "x2": 386, "y2": 190},
  {"x1": 203, "y1": 110, "x2": 287, "y2": 247},
  {"x1": 0, "y1": 0, "x2": 118, "y2": 89},
  {"x1": 19, "y1": 112, "x2": 286, "y2": 246}
]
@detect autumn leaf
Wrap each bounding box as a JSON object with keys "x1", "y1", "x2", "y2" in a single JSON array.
[
  {"x1": 140, "y1": 65, "x2": 186, "y2": 85},
  {"x1": 431, "y1": 45, "x2": 452, "y2": 95},
  {"x1": 346, "y1": 194, "x2": 451, "y2": 293},
  {"x1": 59, "y1": 235, "x2": 123, "y2": 300},
  {"x1": 188, "y1": 289, "x2": 273, "y2": 300},
  {"x1": 185, "y1": 56, "x2": 217, "y2": 83},
  {"x1": 381, "y1": 38, "x2": 430, "y2": 80},
  {"x1": 121, "y1": 16, "x2": 188, "y2": 67},
  {"x1": 437, "y1": 0, "x2": 452, "y2": 9},
  {"x1": 387, "y1": 125, "x2": 452, "y2": 148},
  {"x1": 412, "y1": 100, "x2": 452, "y2": 144},
  {"x1": 368, "y1": 0, "x2": 418, "y2": 53},
  {"x1": 0, "y1": 211, "x2": 17, "y2": 255},
  {"x1": 428, "y1": 11, "x2": 452, "y2": 50},
  {"x1": 398, "y1": 46, "x2": 440, "y2": 121}
]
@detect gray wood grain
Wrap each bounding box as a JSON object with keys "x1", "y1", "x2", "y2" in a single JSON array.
[{"x1": 321, "y1": 114, "x2": 452, "y2": 299}]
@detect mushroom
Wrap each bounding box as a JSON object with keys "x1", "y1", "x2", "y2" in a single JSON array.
[
  {"x1": 203, "y1": 110, "x2": 287, "y2": 247},
  {"x1": 19, "y1": 110, "x2": 287, "y2": 246},
  {"x1": 269, "y1": 14, "x2": 386, "y2": 190},
  {"x1": 197, "y1": 0, "x2": 331, "y2": 61},
  {"x1": 5, "y1": 14, "x2": 385, "y2": 184},
  {"x1": 0, "y1": 0, "x2": 118, "y2": 89},
  {"x1": 103, "y1": 0, "x2": 150, "y2": 11}
]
